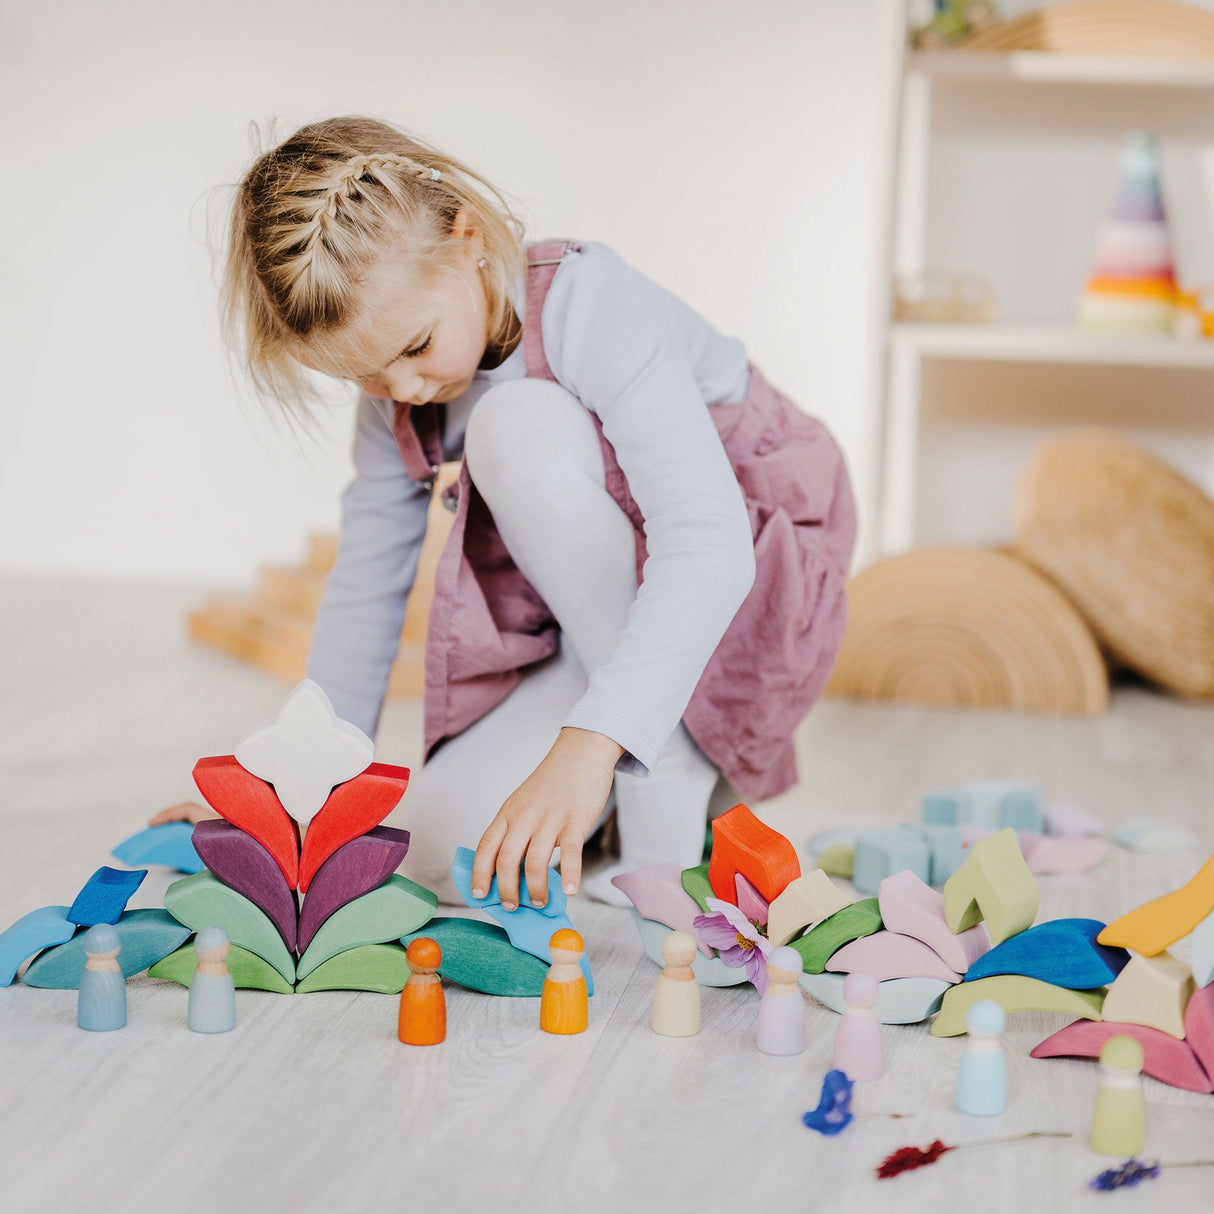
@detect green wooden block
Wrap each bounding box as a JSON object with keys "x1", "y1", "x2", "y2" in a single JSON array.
[
  {"x1": 295, "y1": 942, "x2": 411, "y2": 994},
  {"x1": 787, "y1": 898, "x2": 882, "y2": 974},
  {"x1": 164, "y1": 870, "x2": 295, "y2": 984},
  {"x1": 148, "y1": 941, "x2": 294, "y2": 993},
  {"x1": 21, "y1": 909, "x2": 190, "y2": 989},
  {"x1": 680, "y1": 863, "x2": 713, "y2": 913},
  {"x1": 402, "y1": 916, "x2": 549, "y2": 997},
  {"x1": 817, "y1": 845, "x2": 855, "y2": 879},
  {"x1": 296, "y1": 874, "x2": 436, "y2": 980},
  {"x1": 931, "y1": 973, "x2": 1106, "y2": 1038}
]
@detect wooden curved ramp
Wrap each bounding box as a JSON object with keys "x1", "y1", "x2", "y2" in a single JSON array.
[{"x1": 825, "y1": 546, "x2": 1108, "y2": 715}]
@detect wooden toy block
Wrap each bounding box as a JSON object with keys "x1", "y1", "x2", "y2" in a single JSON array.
[
  {"x1": 942, "y1": 827, "x2": 1039, "y2": 945},
  {"x1": 1100, "y1": 950, "x2": 1194, "y2": 1038},
  {"x1": 955, "y1": 1000, "x2": 1007, "y2": 1116},
  {"x1": 680, "y1": 863, "x2": 713, "y2": 913},
  {"x1": 296, "y1": 825, "x2": 411, "y2": 954},
  {"x1": 163, "y1": 871, "x2": 296, "y2": 984},
  {"x1": 833, "y1": 971, "x2": 883, "y2": 1080},
  {"x1": 149, "y1": 942, "x2": 294, "y2": 993},
  {"x1": 1031, "y1": 1019, "x2": 1213, "y2": 1094},
  {"x1": 756, "y1": 947, "x2": 807, "y2": 1056},
  {"x1": 1090, "y1": 1036, "x2": 1146, "y2": 1158},
  {"x1": 0, "y1": 906, "x2": 76, "y2": 986},
  {"x1": 706, "y1": 803, "x2": 800, "y2": 905},
  {"x1": 193, "y1": 755, "x2": 300, "y2": 888},
  {"x1": 800, "y1": 973, "x2": 951, "y2": 1024},
  {"x1": 541, "y1": 929, "x2": 588, "y2": 1035},
  {"x1": 922, "y1": 790, "x2": 962, "y2": 826},
  {"x1": 931, "y1": 974, "x2": 1106, "y2": 1038},
  {"x1": 77, "y1": 925, "x2": 126, "y2": 1031},
  {"x1": 295, "y1": 874, "x2": 437, "y2": 980},
  {"x1": 1043, "y1": 802, "x2": 1104, "y2": 837},
  {"x1": 66, "y1": 866, "x2": 147, "y2": 927},
  {"x1": 297, "y1": 763, "x2": 411, "y2": 891},
  {"x1": 1191, "y1": 909, "x2": 1214, "y2": 989},
  {"x1": 296, "y1": 942, "x2": 411, "y2": 994},
  {"x1": 234, "y1": 678, "x2": 374, "y2": 828},
  {"x1": 909, "y1": 823, "x2": 964, "y2": 885},
  {"x1": 650, "y1": 931, "x2": 701, "y2": 1037},
  {"x1": 192, "y1": 820, "x2": 299, "y2": 952},
  {"x1": 851, "y1": 828, "x2": 930, "y2": 896},
  {"x1": 23, "y1": 909, "x2": 190, "y2": 989},
  {"x1": 766, "y1": 871, "x2": 852, "y2": 947},
  {"x1": 111, "y1": 822, "x2": 203, "y2": 873},
  {"x1": 402, "y1": 917, "x2": 549, "y2": 997},
  {"x1": 877, "y1": 869, "x2": 990, "y2": 974},
  {"x1": 816, "y1": 846, "x2": 854, "y2": 880},
  {"x1": 1181, "y1": 982, "x2": 1214, "y2": 1081},
  {"x1": 787, "y1": 899, "x2": 883, "y2": 975},
  {"x1": 922, "y1": 781, "x2": 1042, "y2": 833},
  {"x1": 628, "y1": 910, "x2": 748, "y2": 988},
  {"x1": 826, "y1": 931, "x2": 962, "y2": 984},
  {"x1": 1111, "y1": 819, "x2": 1200, "y2": 854},
  {"x1": 964, "y1": 918, "x2": 1129, "y2": 989},
  {"x1": 398, "y1": 938, "x2": 446, "y2": 1045},
  {"x1": 997, "y1": 785, "x2": 1043, "y2": 833},
  {"x1": 1017, "y1": 831, "x2": 1107, "y2": 876},
  {"x1": 807, "y1": 827, "x2": 857, "y2": 854},
  {"x1": 1098, "y1": 852, "x2": 1214, "y2": 956},
  {"x1": 188, "y1": 926, "x2": 236, "y2": 1034},
  {"x1": 610, "y1": 864, "x2": 713, "y2": 956},
  {"x1": 734, "y1": 873, "x2": 770, "y2": 926}
]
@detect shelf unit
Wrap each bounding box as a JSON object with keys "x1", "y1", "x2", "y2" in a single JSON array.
[{"x1": 874, "y1": 6, "x2": 1214, "y2": 557}]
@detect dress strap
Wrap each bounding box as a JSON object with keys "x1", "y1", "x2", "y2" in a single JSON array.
[{"x1": 524, "y1": 239, "x2": 580, "y2": 380}]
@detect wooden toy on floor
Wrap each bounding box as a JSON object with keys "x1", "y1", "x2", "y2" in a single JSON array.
[
  {"x1": 954, "y1": 1000, "x2": 1006, "y2": 1116},
  {"x1": 801, "y1": 973, "x2": 951, "y2": 1025},
  {"x1": 398, "y1": 938, "x2": 446, "y2": 1046},
  {"x1": 628, "y1": 911, "x2": 748, "y2": 988},
  {"x1": 851, "y1": 829, "x2": 930, "y2": 896},
  {"x1": 756, "y1": 946, "x2": 807, "y2": 1056},
  {"x1": 234, "y1": 678, "x2": 373, "y2": 828},
  {"x1": 150, "y1": 941, "x2": 294, "y2": 994},
  {"x1": 1191, "y1": 910, "x2": 1214, "y2": 990},
  {"x1": 540, "y1": 929, "x2": 588, "y2": 1035},
  {"x1": 932, "y1": 974, "x2": 1106, "y2": 1038},
  {"x1": 402, "y1": 918, "x2": 550, "y2": 998},
  {"x1": 826, "y1": 931, "x2": 961, "y2": 985},
  {"x1": 943, "y1": 827, "x2": 1039, "y2": 945},
  {"x1": 788, "y1": 899, "x2": 883, "y2": 975},
  {"x1": 878, "y1": 870, "x2": 990, "y2": 974},
  {"x1": 923, "y1": 781, "x2": 1043, "y2": 834},
  {"x1": 1017, "y1": 831, "x2": 1108, "y2": 876},
  {"x1": 803, "y1": 1069, "x2": 854, "y2": 1136},
  {"x1": 650, "y1": 931, "x2": 701, "y2": 1037},
  {"x1": 766, "y1": 870, "x2": 851, "y2": 947},
  {"x1": 963, "y1": 918, "x2": 1128, "y2": 988},
  {"x1": 610, "y1": 865, "x2": 712, "y2": 956},
  {"x1": 1042, "y1": 802, "x2": 1104, "y2": 837},
  {"x1": 833, "y1": 972, "x2": 883, "y2": 1080},
  {"x1": 295, "y1": 942, "x2": 412, "y2": 994},
  {"x1": 111, "y1": 822, "x2": 203, "y2": 874},
  {"x1": 679, "y1": 863, "x2": 714, "y2": 913},
  {"x1": 1181, "y1": 982, "x2": 1214, "y2": 1080},
  {"x1": 188, "y1": 926, "x2": 236, "y2": 1034},
  {"x1": 66, "y1": 866, "x2": 147, "y2": 927},
  {"x1": 911, "y1": 823, "x2": 965, "y2": 885},
  {"x1": 816, "y1": 846, "x2": 855, "y2": 880},
  {"x1": 734, "y1": 874, "x2": 770, "y2": 926},
  {"x1": 1098, "y1": 852, "x2": 1214, "y2": 956},
  {"x1": 1111, "y1": 820, "x2": 1200, "y2": 854},
  {"x1": 1089, "y1": 1036, "x2": 1146, "y2": 1158},
  {"x1": 23, "y1": 909, "x2": 190, "y2": 989},
  {"x1": 707, "y1": 803, "x2": 800, "y2": 905},
  {"x1": 0, "y1": 906, "x2": 76, "y2": 986},
  {"x1": 77, "y1": 925, "x2": 126, "y2": 1032},
  {"x1": 1099, "y1": 950, "x2": 1194, "y2": 1039}
]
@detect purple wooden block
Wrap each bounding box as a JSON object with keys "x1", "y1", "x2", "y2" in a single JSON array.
[
  {"x1": 297, "y1": 826, "x2": 410, "y2": 954},
  {"x1": 192, "y1": 819, "x2": 299, "y2": 953}
]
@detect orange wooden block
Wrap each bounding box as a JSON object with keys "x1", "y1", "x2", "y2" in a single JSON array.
[
  {"x1": 298, "y1": 763, "x2": 411, "y2": 892},
  {"x1": 540, "y1": 928, "x2": 588, "y2": 1035},
  {"x1": 192, "y1": 756, "x2": 300, "y2": 888},
  {"x1": 707, "y1": 804, "x2": 801, "y2": 904},
  {"x1": 398, "y1": 938, "x2": 446, "y2": 1046},
  {"x1": 1098, "y1": 852, "x2": 1214, "y2": 957}
]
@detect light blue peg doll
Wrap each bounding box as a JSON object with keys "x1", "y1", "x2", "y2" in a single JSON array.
[
  {"x1": 188, "y1": 926, "x2": 236, "y2": 1033},
  {"x1": 954, "y1": 999, "x2": 1006, "y2": 1116},
  {"x1": 77, "y1": 924, "x2": 127, "y2": 1031}
]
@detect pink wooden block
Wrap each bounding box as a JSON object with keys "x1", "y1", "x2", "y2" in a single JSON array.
[
  {"x1": 1182, "y1": 983, "x2": 1214, "y2": 1082},
  {"x1": 826, "y1": 930, "x2": 962, "y2": 984},
  {"x1": 877, "y1": 870, "x2": 990, "y2": 975},
  {"x1": 1017, "y1": 831, "x2": 1108, "y2": 876},
  {"x1": 734, "y1": 873, "x2": 769, "y2": 927},
  {"x1": 1031, "y1": 1019, "x2": 1212, "y2": 1094},
  {"x1": 610, "y1": 865, "x2": 713, "y2": 957},
  {"x1": 1043, "y1": 802, "x2": 1104, "y2": 837}
]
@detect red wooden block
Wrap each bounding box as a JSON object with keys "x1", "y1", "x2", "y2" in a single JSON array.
[
  {"x1": 298, "y1": 763, "x2": 411, "y2": 892},
  {"x1": 1031, "y1": 1019, "x2": 1213, "y2": 1093},
  {"x1": 707, "y1": 804, "x2": 801, "y2": 905},
  {"x1": 1182, "y1": 982, "x2": 1214, "y2": 1082},
  {"x1": 297, "y1": 825, "x2": 411, "y2": 953},
  {"x1": 192, "y1": 756, "x2": 300, "y2": 888}
]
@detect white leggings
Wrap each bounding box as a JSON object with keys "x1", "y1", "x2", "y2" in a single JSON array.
[{"x1": 395, "y1": 379, "x2": 726, "y2": 905}]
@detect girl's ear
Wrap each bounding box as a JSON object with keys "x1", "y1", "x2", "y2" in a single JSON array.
[{"x1": 450, "y1": 206, "x2": 485, "y2": 258}]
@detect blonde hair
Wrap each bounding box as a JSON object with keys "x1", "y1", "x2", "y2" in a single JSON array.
[{"x1": 219, "y1": 114, "x2": 527, "y2": 426}]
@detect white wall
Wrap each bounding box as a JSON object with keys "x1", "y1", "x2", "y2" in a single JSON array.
[{"x1": 0, "y1": 0, "x2": 892, "y2": 584}]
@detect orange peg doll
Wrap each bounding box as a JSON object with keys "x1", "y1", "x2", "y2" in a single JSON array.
[
  {"x1": 540, "y1": 928, "x2": 588, "y2": 1035},
  {"x1": 398, "y1": 938, "x2": 446, "y2": 1046}
]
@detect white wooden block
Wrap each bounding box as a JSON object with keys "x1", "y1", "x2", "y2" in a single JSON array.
[
  {"x1": 1111, "y1": 820, "x2": 1201, "y2": 854},
  {"x1": 1101, "y1": 950, "x2": 1196, "y2": 1039},
  {"x1": 234, "y1": 678, "x2": 374, "y2": 827},
  {"x1": 1191, "y1": 910, "x2": 1214, "y2": 989},
  {"x1": 800, "y1": 972, "x2": 951, "y2": 1024},
  {"x1": 766, "y1": 870, "x2": 852, "y2": 947}
]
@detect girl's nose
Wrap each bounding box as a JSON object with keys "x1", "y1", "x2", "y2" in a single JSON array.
[{"x1": 385, "y1": 367, "x2": 428, "y2": 405}]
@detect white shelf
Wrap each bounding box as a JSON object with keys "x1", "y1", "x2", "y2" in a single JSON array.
[{"x1": 908, "y1": 50, "x2": 1214, "y2": 88}]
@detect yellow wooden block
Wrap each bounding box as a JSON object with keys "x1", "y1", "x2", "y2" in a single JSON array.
[
  {"x1": 766, "y1": 870, "x2": 852, "y2": 947},
  {"x1": 943, "y1": 827, "x2": 1039, "y2": 945},
  {"x1": 1098, "y1": 853, "x2": 1214, "y2": 957},
  {"x1": 1100, "y1": 950, "x2": 1195, "y2": 1039},
  {"x1": 817, "y1": 845, "x2": 855, "y2": 880},
  {"x1": 931, "y1": 974, "x2": 1106, "y2": 1038}
]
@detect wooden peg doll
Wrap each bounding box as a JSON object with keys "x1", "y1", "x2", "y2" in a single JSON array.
[
  {"x1": 188, "y1": 926, "x2": 236, "y2": 1034},
  {"x1": 398, "y1": 938, "x2": 446, "y2": 1046},
  {"x1": 541, "y1": 928, "x2": 588, "y2": 1035},
  {"x1": 833, "y1": 971, "x2": 883, "y2": 1080},
  {"x1": 954, "y1": 999, "x2": 1006, "y2": 1115},
  {"x1": 651, "y1": 930, "x2": 700, "y2": 1037},
  {"x1": 1090, "y1": 1035, "x2": 1146, "y2": 1156},
  {"x1": 756, "y1": 945, "x2": 807, "y2": 1056},
  {"x1": 77, "y1": 924, "x2": 126, "y2": 1032}
]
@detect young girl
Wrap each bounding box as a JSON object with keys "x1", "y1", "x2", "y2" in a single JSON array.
[{"x1": 155, "y1": 114, "x2": 856, "y2": 909}]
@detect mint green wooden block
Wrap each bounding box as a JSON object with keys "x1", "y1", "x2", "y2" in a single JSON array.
[
  {"x1": 787, "y1": 898, "x2": 883, "y2": 974},
  {"x1": 403, "y1": 916, "x2": 549, "y2": 997},
  {"x1": 148, "y1": 941, "x2": 294, "y2": 993},
  {"x1": 680, "y1": 863, "x2": 713, "y2": 913},
  {"x1": 22, "y1": 909, "x2": 190, "y2": 988},
  {"x1": 294, "y1": 943, "x2": 411, "y2": 994},
  {"x1": 296, "y1": 875, "x2": 436, "y2": 980},
  {"x1": 164, "y1": 871, "x2": 295, "y2": 984}
]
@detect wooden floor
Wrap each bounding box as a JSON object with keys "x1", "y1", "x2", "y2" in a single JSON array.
[{"x1": 1, "y1": 577, "x2": 1212, "y2": 1214}]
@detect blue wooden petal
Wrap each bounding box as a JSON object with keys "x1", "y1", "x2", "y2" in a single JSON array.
[
  {"x1": 111, "y1": 823, "x2": 203, "y2": 874},
  {"x1": 67, "y1": 866, "x2": 147, "y2": 926},
  {"x1": 964, "y1": 917, "x2": 1129, "y2": 989},
  {"x1": 22, "y1": 909, "x2": 190, "y2": 988},
  {"x1": 0, "y1": 906, "x2": 77, "y2": 986}
]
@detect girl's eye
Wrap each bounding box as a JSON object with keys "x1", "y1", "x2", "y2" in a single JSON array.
[{"x1": 400, "y1": 334, "x2": 432, "y2": 359}]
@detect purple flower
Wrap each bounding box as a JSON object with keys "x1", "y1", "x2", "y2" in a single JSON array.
[{"x1": 693, "y1": 897, "x2": 774, "y2": 992}]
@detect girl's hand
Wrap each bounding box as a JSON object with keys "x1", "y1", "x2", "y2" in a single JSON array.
[
  {"x1": 471, "y1": 727, "x2": 623, "y2": 911},
  {"x1": 148, "y1": 801, "x2": 219, "y2": 827}
]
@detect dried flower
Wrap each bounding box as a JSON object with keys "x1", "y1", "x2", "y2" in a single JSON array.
[{"x1": 1090, "y1": 1159, "x2": 1161, "y2": 1191}]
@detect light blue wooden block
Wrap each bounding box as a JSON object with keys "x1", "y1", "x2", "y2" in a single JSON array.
[
  {"x1": 451, "y1": 847, "x2": 593, "y2": 994},
  {"x1": 1111, "y1": 819, "x2": 1201, "y2": 854},
  {"x1": 111, "y1": 823, "x2": 203, "y2": 874},
  {"x1": 807, "y1": 826, "x2": 858, "y2": 855},
  {"x1": 627, "y1": 909, "x2": 748, "y2": 988},
  {"x1": 922, "y1": 791, "x2": 961, "y2": 826},
  {"x1": 77, "y1": 924, "x2": 127, "y2": 1031},
  {"x1": 997, "y1": 786, "x2": 1043, "y2": 833},
  {"x1": 800, "y1": 972, "x2": 951, "y2": 1024},
  {"x1": 67, "y1": 866, "x2": 147, "y2": 927},
  {"x1": 0, "y1": 906, "x2": 77, "y2": 986},
  {"x1": 909, "y1": 823, "x2": 965, "y2": 885},
  {"x1": 23, "y1": 909, "x2": 190, "y2": 988},
  {"x1": 852, "y1": 828, "x2": 930, "y2": 896}
]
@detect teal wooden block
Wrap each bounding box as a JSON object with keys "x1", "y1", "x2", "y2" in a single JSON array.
[
  {"x1": 0, "y1": 906, "x2": 77, "y2": 986},
  {"x1": 852, "y1": 828, "x2": 930, "y2": 896},
  {"x1": 998, "y1": 786, "x2": 1043, "y2": 833},
  {"x1": 402, "y1": 917, "x2": 550, "y2": 997},
  {"x1": 910, "y1": 823, "x2": 965, "y2": 885},
  {"x1": 67, "y1": 866, "x2": 147, "y2": 926},
  {"x1": 964, "y1": 918, "x2": 1129, "y2": 989},
  {"x1": 149, "y1": 942, "x2": 294, "y2": 993},
  {"x1": 111, "y1": 822, "x2": 203, "y2": 874},
  {"x1": 922, "y1": 791, "x2": 961, "y2": 826},
  {"x1": 22, "y1": 909, "x2": 190, "y2": 988},
  {"x1": 922, "y1": 782, "x2": 1042, "y2": 834}
]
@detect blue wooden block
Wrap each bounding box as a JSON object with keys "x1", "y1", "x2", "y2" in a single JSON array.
[
  {"x1": 450, "y1": 847, "x2": 593, "y2": 994},
  {"x1": 964, "y1": 918, "x2": 1129, "y2": 989},
  {"x1": 111, "y1": 823, "x2": 203, "y2": 874},
  {"x1": 807, "y1": 826, "x2": 858, "y2": 854},
  {"x1": 0, "y1": 906, "x2": 77, "y2": 986},
  {"x1": 22, "y1": 909, "x2": 190, "y2": 988},
  {"x1": 851, "y1": 828, "x2": 930, "y2": 896},
  {"x1": 923, "y1": 782, "x2": 1043, "y2": 834},
  {"x1": 67, "y1": 866, "x2": 147, "y2": 926},
  {"x1": 909, "y1": 823, "x2": 964, "y2": 885},
  {"x1": 997, "y1": 786, "x2": 1043, "y2": 833},
  {"x1": 922, "y1": 791, "x2": 961, "y2": 826}
]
